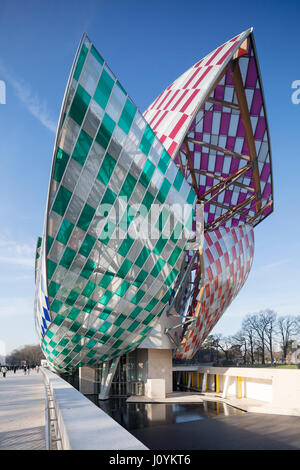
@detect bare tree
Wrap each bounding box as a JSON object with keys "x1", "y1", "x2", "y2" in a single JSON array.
[
  {"x1": 263, "y1": 310, "x2": 277, "y2": 364},
  {"x1": 277, "y1": 316, "x2": 299, "y2": 363},
  {"x1": 6, "y1": 345, "x2": 45, "y2": 366},
  {"x1": 232, "y1": 330, "x2": 247, "y2": 364},
  {"x1": 242, "y1": 315, "x2": 257, "y2": 364}
]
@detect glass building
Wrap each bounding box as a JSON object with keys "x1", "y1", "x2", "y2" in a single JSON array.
[{"x1": 34, "y1": 28, "x2": 273, "y2": 394}]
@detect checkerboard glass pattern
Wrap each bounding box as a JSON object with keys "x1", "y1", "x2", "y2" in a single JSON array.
[
  {"x1": 144, "y1": 29, "x2": 273, "y2": 229},
  {"x1": 34, "y1": 35, "x2": 196, "y2": 372},
  {"x1": 175, "y1": 224, "x2": 254, "y2": 359}
]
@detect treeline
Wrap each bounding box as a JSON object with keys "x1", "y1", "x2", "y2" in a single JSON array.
[
  {"x1": 4, "y1": 344, "x2": 45, "y2": 366},
  {"x1": 177, "y1": 311, "x2": 300, "y2": 366}
]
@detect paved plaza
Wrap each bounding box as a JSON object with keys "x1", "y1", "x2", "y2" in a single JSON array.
[{"x1": 0, "y1": 369, "x2": 46, "y2": 450}]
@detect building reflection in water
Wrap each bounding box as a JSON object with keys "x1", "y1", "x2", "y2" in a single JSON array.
[{"x1": 86, "y1": 397, "x2": 245, "y2": 431}]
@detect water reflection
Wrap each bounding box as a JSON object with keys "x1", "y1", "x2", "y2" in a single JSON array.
[{"x1": 87, "y1": 396, "x2": 245, "y2": 431}]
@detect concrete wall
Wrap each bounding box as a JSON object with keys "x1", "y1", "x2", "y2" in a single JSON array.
[
  {"x1": 173, "y1": 365, "x2": 300, "y2": 415},
  {"x1": 42, "y1": 368, "x2": 147, "y2": 450}
]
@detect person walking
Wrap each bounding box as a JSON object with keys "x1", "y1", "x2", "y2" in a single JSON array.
[
  {"x1": 23, "y1": 365, "x2": 27, "y2": 375},
  {"x1": 2, "y1": 366, "x2": 7, "y2": 378}
]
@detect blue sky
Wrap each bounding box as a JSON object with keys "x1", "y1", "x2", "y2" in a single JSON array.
[{"x1": 0, "y1": 0, "x2": 299, "y2": 355}]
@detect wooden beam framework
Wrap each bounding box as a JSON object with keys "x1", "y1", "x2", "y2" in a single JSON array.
[
  {"x1": 186, "y1": 137, "x2": 251, "y2": 162},
  {"x1": 230, "y1": 60, "x2": 262, "y2": 211},
  {"x1": 206, "y1": 194, "x2": 256, "y2": 231}
]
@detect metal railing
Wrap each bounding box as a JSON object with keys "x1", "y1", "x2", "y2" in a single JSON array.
[{"x1": 42, "y1": 369, "x2": 62, "y2": 450}]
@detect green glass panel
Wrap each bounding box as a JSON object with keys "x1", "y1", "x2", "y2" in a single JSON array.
[
  {"x1": 73, "y1": 344, "x2": 83, "y2": 352},
  {"x1": 131, "y1": 290, "x2": 146, "y2": 305},
  {"x1": 49, "y1": 340, "x2": 57, "y2": 348},
  {"x1": 83, "y1": 299, "x2": 97, "y2": 313},
  {"x1": 68, "y1": 307, "x2": 80, "y2": 320},
  {"x1": 99, "y1": 290, "x2": 113, "y2": 305},
  {"x1": 173, "y1": 170, "x2": 184, "y2": 191},
  {"x1": 150, "y1": 258, "x2": 166, "y2": 278},
  {"x1": 74, "y1": 44, "x2": 88, "y2": 81},
  {"x1": 77, "y1": 203, "x2": 96, "y2": 231},
  {"x1": 170, "y1": 222, "x2": 184, "y2": 244},
  {"x1": 95, "y1": 113, "x2": 116, "y2": 149},
  {"x1": 69, "y1": 84, "x2": 91, "y2": 126},
  {"x1": 168, "y1": 245, "x2": 182, "y2": 267},
  {"x1": 99, "y1": 307, "x2": 112, "y2": 320},
  {"x1": 99, "y1": 221, "x2": 115, "y2": 246},
  {"x1": 99, "y1": 335, "x2": 109, "y2": 344},
  {"x1": 86, "y1": 339, "x2": 96, "y2": 349},
  {"x1": 79, "y1": 233, "x2": 96, "y2": 257},
  {"x1": 165, "y1": 268, "x2": 179, "y2": 287},
  {"x1": 81, "y1": 259, "x2": 97, "y2": 279},
  {"x1": 133, "y1": 270, "x2": 148, "y2": 287},
  {"x1": 114, "y1": 314, "x2": 126, "y2": 326},
  {"x1": 94, "y1": 69, "x2": 114, "y2": 109},
  {"x1": 47, "y1": 259, "x2": 57, "y2": 280},
  {"x1": 48, "y1": 281, "x2": 60, "y2": 298},
  {"x1": 117, "y1": 259, "x2": 133, "y2": 278},
  {"x1": 91, "y1": 45, "x2": 104, "y2": 65},
  {"x1": 158, "y1": 149, "x2": 171, "y2": 174},
  {"x1": 139, "y1": 160, "x2": 155, "y2": 189},
  {"x1": 101, "y1": 186, "x2": 116, "y2": 206},
  {"x1": 59, "y1": 247, "x2": 76, "y2": 269},
  {"x1": 115, "y1": 281, "x2": 130, "y2": 297},
  {"x1": 118, "y1": 98, "x2": 136, "y2": 134},
  {"x1": 82, "y1": 280, "x2": 96, "y2": 297},
  {"x1": 51, "y1": 300, "x2": 63, "y2": 314},
  {"x1": 145, "y1": 298, "x2": 159, "y2": 312},
  {"x1": 112, "y1": 339, "x2": 123, "y2": 349},
  {"x1": 56, "y1": 219, "x2": 74, "y2": 245},
  {"x1": 72, "y1": 334, "x2": 82, "y2": 344},
  {"x1": 113, "y1": 327, "x2": 124, "y2": 338},
  {"x1": 53, "y1": 313, "x2": 64, "y2": 325},
  {"x1": 153, "y1": 236, "x2": 168, "y2": 256},
  {"x1": 116, "y1": 80, "x2": 126, "y2": 95},
  {"x1": 97, "y1": 152, "x2": 116, "y2": 185},
  {"x1": 70, "y1": 321, "x2": 81, "y2": 333},
  {"x1": 58, "y1": 338, "x2": 69, "y2": 347},
  {"x1": 99, "y1": 271, "x2": 114, "y2": 288},
  {"x1": 128, "y1": 320, "x2": 139, "y2": 332},
  {"x1": 139, "y1": 125, "x2": 155, "y2": 156},
  {"x1": 100, "y1": 354, "x2": 108, "y2": 361},
  {"x1": 53, "y1": 148, "x2": 69, "y2": 183},
  {"x1": 100, "y1": 321, "x2": 112, "y2": 333},
  {"x1": 118, "y1": 236, "x2": 134, "y2": 257},
  {"x1": 72, "y1": 129, "x2": 93, "y2": 166},
  {"x1": 135, "y1": 246, "x2": 151, "y2": 268},
  {"x1": 157, "y1": 179, "x2": 171, "y2": 204},
  {"x1": 86, "y1": 349, "x2": 96, "y2": 358},
  {"x1": 142, "y1": 313, "x2": 155, "y2": 325},
  {"x1": 161, "y1": 287, "x2": 173, "y2": 304},
  {"x1": 47, "y1": 236, "x2": 54, "y2": 253},
  {"x1": 66, "y1": 290, "x2": 80, "y2": 306},
  {"x1": 129, "y1": 306, "x2": 142, "y2": 319},
  {"x1": 187, "y1": 188, "x2": 196, "y2": 204},
  {"x1": 141, "y1": 191, "x2": 154, "y2": 211},
  {"x1": 52, "y1": 186, "x2": 72, "y2": 217},
  {"x1": 85, "y1": 328, "x2": 96, "y2": 338},
  {"x1": 119, "y1": 173, "x2": 137, "y2": 198}
]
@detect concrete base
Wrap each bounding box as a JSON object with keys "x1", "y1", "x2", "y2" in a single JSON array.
[
  {"x1": 79, "y1": 366, "x2": 96, "y2": 395},
  {"x1": 145, "y1": 379, "x2": 166, "y2": 399},
  {"x1": 127, "y1": 391, "x2": 204, "y2": 403}
]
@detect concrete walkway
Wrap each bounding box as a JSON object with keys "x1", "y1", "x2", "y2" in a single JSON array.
[{"x1": 0, "y1": 369, "x2": 46, "y2": 450}]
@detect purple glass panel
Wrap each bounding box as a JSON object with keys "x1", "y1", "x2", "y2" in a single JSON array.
[
  {"x1": 236, "y1": 117, "x2": 245, "y2": 138},
  {"x1": 245, "y1": 57, "x2": 257, "y2": 88},
  {"x1": 203, "y1": 111, "x2": 213, "y2": 133},
  {"x1": 254, "y1": 117, "x2": 266, "y2": 140},
  {"x1": 226, "y1": 136, "x2": 235, "y2": 151},
  {"x1": 250, "y1": 89, "x2": 262, "y2": 116},
  {"x1": 260, "y1": 162, "x2": 270, "y2": 182},
  {"x1": 220, "y1": 112, "x2": 230, "y2": 135},
  {"x1": 262, "y1": 182, "x2": 271, "y2": 199},
  {"x1": 215, "y1": 155, "x2": 224, "y2": 173},
  {"x1": 200, "y1": 153, "x2": 209, "y2": 171}
]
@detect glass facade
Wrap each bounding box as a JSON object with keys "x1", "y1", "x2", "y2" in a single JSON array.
[{"x1": 34, "y1": 28, "x2": 273, "y2": 372}]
